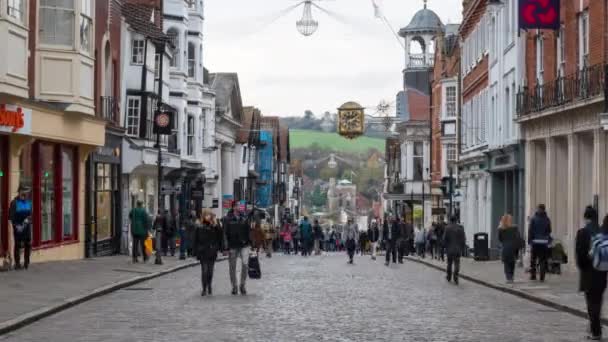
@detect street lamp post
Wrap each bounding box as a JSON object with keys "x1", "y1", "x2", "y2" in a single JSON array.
[{"x1": 154, "y1": 42, "x2": 166, "y2": 266}]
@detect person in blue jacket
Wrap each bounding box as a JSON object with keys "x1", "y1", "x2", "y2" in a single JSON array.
[
  {"x1": 9, "y1": 185, "x2": 32, "y2": 270},
  {"x1": 299, "y1": 217, "x2": 313, "y2": 257}
]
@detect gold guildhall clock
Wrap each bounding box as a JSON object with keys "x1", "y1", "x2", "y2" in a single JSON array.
[{"x1": 337, "y1": 102, "x2": 365, "y2": 139}]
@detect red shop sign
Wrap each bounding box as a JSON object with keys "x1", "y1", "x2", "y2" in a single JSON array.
[
  {"x1": 0, "y1": 104, "x2": 32, "y2": 135},
  {"x1": 519, "y1": 0, "x2": 560, "y2": 31}
]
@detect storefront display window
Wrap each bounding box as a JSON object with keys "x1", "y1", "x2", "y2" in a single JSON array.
[
  {"x1": 19, "y1": 141, "x2": 78, "y2": 247},
  {"x1": 62, "y1": 147, "x2": 75, "y2": 238},
  {"x1": 40, "y1": 143, "x2": 55, "y2": 242}
]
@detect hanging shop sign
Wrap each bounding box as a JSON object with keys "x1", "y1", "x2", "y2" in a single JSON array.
[
  {"x1": 153, "y1": 110, "x2": 174, "y2": 135},
  {"x1": 519, "y1": 0, "x2": 560, "y2": 31},
  {"x1": 0, "y1": 104, "x2": 32, "y2": 135},
  {"x1": 337, "y1": 102, "x2": 365, "y2": 140}
]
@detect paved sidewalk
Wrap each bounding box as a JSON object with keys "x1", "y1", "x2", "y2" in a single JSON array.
[
  {"x1": 406, "y1": 255, "x2": 606, "y2": 322},
  {"x1": 0, "y1": 255, "x2": 202, "y2": 334}
]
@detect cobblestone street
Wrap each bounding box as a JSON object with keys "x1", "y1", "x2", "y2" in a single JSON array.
[{"x1": 0, "y1": 254, "x2": 591, "y2": 342}]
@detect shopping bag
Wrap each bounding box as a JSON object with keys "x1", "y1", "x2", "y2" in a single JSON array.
[
  {"x1": 248, "y1": 253, "x2": 261, "y2": 279},
  {"x1": 144, "y1": 235, "x2": 153, "y2": 257}
]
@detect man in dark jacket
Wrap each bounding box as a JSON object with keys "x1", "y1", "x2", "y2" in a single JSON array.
[
  {"x1": 162, "y1": 209, "x2": 178, "y2": 256},
  {"x1": 368, "y1": 219, "x2": 380, "y2": 260},
  {"x1": 528, "y1": 204, "x2": 552, "y2": 281},
  {"x1": 223, "y1": 203, "x2": 251, "y2": 295},
  {"x1": 9, "y1": 185, "x2": 32, "y2": 270},
  {"x1": 444, "y1": 216, "x2": 466, "y2": 284},
  {"x1": 383, "y1": 216, "x2": 401, "y2": 266},
  {"x1": 576, "y1": 206, "x2": 607, "y2": 340},
  {"x1": 435, "y1": 221, "x2": 446, "y2": 261}
]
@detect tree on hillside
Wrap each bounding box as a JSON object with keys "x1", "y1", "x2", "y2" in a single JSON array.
[
  {"x1": 310, "y1": 185, "x2": 327, "y2": 207},
  {"x1": 304, "y1": 110, "x2": 315, "y2": 120}
]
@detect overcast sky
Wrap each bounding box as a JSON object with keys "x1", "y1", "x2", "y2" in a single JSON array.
[{"x1": 204, "y1": 0, "x2": 462, "y2": 117}]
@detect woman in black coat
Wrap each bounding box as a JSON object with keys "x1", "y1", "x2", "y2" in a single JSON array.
[
  {"x1": 194, "y1": 209, "x2": 224, "y2": 296},
  {"x1": 497, "y1": 214, "x2": 521, "y2": 284},
  {"x1": 575, "y1": 206, "x2": 607, "y2": 340}
]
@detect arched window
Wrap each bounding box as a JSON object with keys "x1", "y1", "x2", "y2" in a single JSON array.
[
  {"x1": 167, "y1": 28, "x2": 179, "y2": 67},
  {"x1": 187, "y1": 42, "x2": 196, "y2": 78}
]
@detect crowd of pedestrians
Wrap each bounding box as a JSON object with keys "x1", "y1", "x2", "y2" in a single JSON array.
[{"x1": 119, "y1": 199, "x2": 608, "y2": 340}]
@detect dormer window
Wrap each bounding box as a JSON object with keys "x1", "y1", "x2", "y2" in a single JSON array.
[{"x1": 40, "y1": 0, "x2": 75, "y2": 47}]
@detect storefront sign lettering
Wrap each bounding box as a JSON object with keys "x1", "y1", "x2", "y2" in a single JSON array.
[{"x1": 0, "y1": 104, "x2": 32, "y2": 135}]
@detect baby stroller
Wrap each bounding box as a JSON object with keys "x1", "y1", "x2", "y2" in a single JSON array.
[{"x1": 547, "y1": 240, "x2": 568, "y2": 275}]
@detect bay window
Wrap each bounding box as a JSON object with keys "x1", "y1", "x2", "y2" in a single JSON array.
[
  {"x1": 7, "y1": 0, "x2": 24, "y2": 22},
  {"x1": 19, "y1": 141, "x2": 78, "y2": 247},
  {"x1": 80, "y1": 0, "x2": 92, "y2": 52},
  {"x1": 40, "y1": 0, "x2": 75, "y2": 46}
]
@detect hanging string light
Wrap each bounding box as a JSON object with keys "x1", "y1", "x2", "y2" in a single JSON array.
[{"x1": 296, "y1": 1, "x2": 318, "y2": 36}]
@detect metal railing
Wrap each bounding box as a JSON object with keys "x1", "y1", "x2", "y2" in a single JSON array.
[
  {"x1": 99, "y1": 96, "x2": 117, "y2": 123},
  {"x1": 516, "y1": 63, "x2": 606, "y2": 117}
]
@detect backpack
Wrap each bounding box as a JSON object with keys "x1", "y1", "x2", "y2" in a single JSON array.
[{"x1": 590, "y1": 233, "x2": 608, "y2": 271}]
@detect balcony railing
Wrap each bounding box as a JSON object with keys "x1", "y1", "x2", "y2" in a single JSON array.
[
  {"x1": 516, "y1": 63, "x2": 606, "y2": 117},
  {"x1": 408, "y1": 53, "x2": 434, "y2": 68},
  {"x1": 100, "y1": 96, "x2": 117, "y2": 123}
]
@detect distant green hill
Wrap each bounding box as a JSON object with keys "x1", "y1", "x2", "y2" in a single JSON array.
[{"x1": 290, "y1": 129, "x2": 385, "y2": 154}]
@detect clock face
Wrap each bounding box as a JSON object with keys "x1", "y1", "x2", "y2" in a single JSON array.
[
  {"x1": 340, "y1": 110, "x2": 362, "y2": 132},
  {"x1": 155, "y1": 113, "x2": 170, "y2": 128}
]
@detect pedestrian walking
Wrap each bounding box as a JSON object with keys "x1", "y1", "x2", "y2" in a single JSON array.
[
  {"x1": 396, "y1": 218, "x2": 410, "y2": 263},
  {"x1": 194, "y1": 209, "x2": 223, "y2": 296},
  {"x1": 9, "y1": 185, "x2": 32, "y2": 270},
  {"x1": 403, "y1": 220, "x2": 414, "y2": 257},
  {"x1": 368, "y1": 219, "x2": 380, "y2": 260},
  {"x1": 383, "y1": 216, "x2": 401, "y2": 266},
  {"x1": 262, "y1": 219, "x2": 274, "y2": 258},
  {"x1": 313, "y1": 219, "x2": 323, "y2": 255},
  {"x1": 252, "y1": 218, "x2": 265, "y2": 255},
  {"x1": 162, "y1": 209, "x2": 178, "y2": 257},
  {"x1": 299, "y1": 217, "x2": 313, "y2": 256},
  {"x1": 528, "y1": 204, "x2": 552, "y2": 282},
  {"x1": 435, "y1": 220, "x2": 446, "y2": 261},
  {"x1": 415, "y1": 226, "x2": 427, "y2": 258},
  {"x1": 129, "y1": 200, "x2": 151, "y2": 263},
  {"x1": 498, "y1": 214, "x2": 522, "y2": 284},
  {"x1": 427, "y1": 224, "x2": 438, "y2": 259},
  {"x1": 576, "y1": 206, "x2": 607, "y2": 340},
  {"x1": 444, "y1": 216, "x2": 466, "y2": 285},
  {"x1": 358, "y1": 228, "x2": 368, "y2": 255},
  {"x1": 281, "y1": 223, "x2": 292, "y2": 254},
  {"x1": 223, "y1": 202, "x2": 251, "y2": 295},
  {"x1": 344, "y1": 218, "x2": 358, "y2": 264},
  {"x1": 152, "y1": 210, "x2": 167, "y2": 265},
  {"x1": 186, "y1": 210, "x2": 197, "y2": 258}
]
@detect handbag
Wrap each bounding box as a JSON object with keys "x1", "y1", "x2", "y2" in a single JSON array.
[{"x1": 248, "y1": 253, "x2": 261, "y2": 279}]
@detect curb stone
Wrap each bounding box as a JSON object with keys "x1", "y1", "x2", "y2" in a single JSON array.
[
  {"x1": 406, "y1": 256, "x2": 608, "y2": 326},
  {"x1": 0, "y1": 258, "x2": 227, "y2": 336}
]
